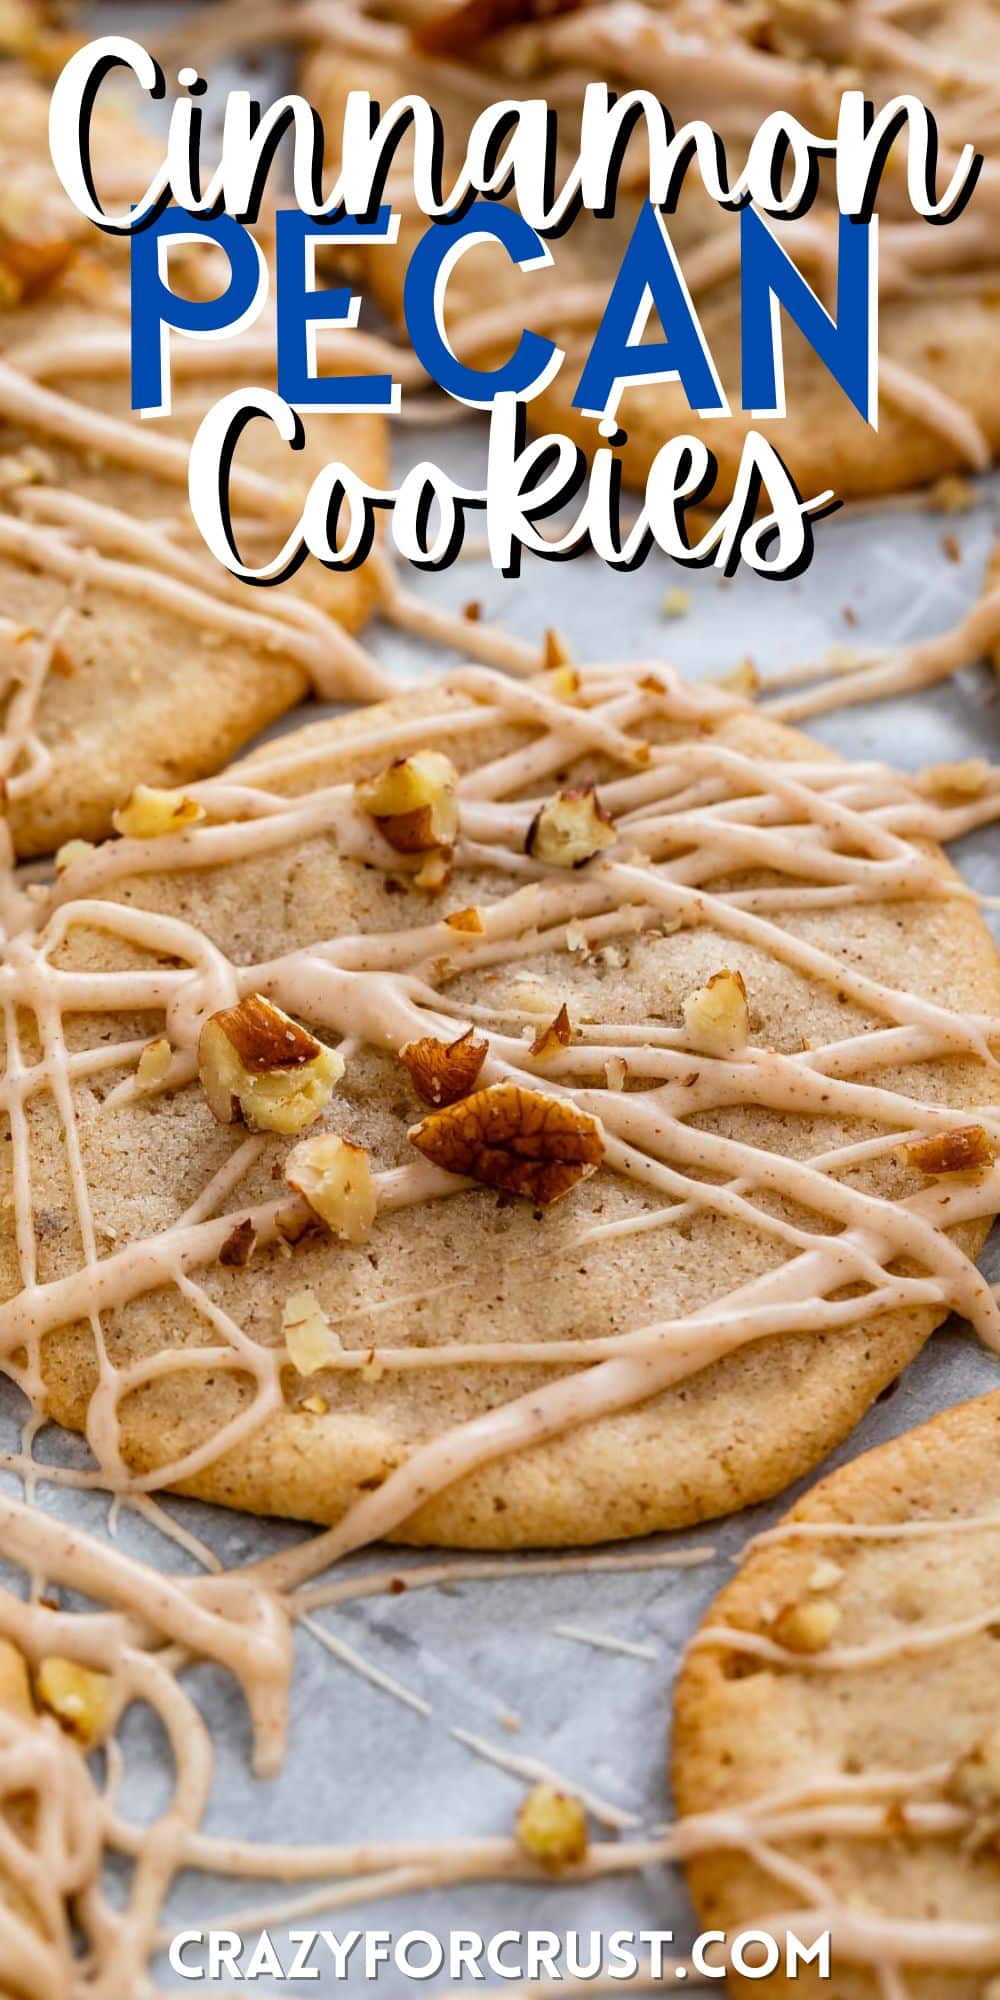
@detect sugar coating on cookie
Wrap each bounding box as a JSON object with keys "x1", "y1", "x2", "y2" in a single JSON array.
[
  {"x1": 1, "y1": 661, "x2": 998, "y2": 1553},
  {"x1": 673, "y1": 1389, "x2": 1000, "y2": 1998}
]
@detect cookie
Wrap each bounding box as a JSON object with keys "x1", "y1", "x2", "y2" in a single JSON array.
[
  {"x1": 0, "y1": 74, "x2": 389, "y2": 858},
  {"x1": 672, "y1": 1390, "x2": 1000, "y2": 1999},
  {"x1": 2, "y1": 660, "x2": 998, "y2": 1550},
  {"x1": 303, "y1": 0, "x2": 1000, "y2": 501}
]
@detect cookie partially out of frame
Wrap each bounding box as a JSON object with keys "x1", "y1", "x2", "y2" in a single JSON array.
[
  {"x1": 673, "y1": 1390, "x2": 1000, "y2": 1998},
  {"x1": 3, "y1": 662, "x2": 998, "y2": 1546},
  {"x1": 0, "y1": 75, "x2": 388, "y2": 859},
  {"x1": 304, "y1": 0, "x2": 1000, "y2": 502}
]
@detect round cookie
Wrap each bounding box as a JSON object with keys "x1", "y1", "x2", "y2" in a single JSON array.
[
  {"x1": 3, "y1": 662, "x2": 998, "y2": 1547},
  {"x1": 673, "y1": 1390, "x2": 1000, "y2": 1999},
  {"x1": 0, "y1": 73, "x2": 389, "y2": 858},
  {"x1": 303, "y1": 0, "x2": 1000, "y2": 501}
]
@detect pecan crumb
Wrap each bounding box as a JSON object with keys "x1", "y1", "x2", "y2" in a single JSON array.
[
  {"x1": 444, "y1": 905, "x2": 484, "y2": 934},
  {"x1": 219, "y1": 1217, "x2": 257, "y2": 1268},
  {"x1": 526, "y1": 786, "x2": 616, "y2": 869},
  {"x1": 530, "y1": 1003, "x2": 573, "y2": 1060},
  {"x1": 516, "y1": 1783, "x2": 588, "y2": 1870},
  {"x1": 682, "y1": 968, "x2": 749, "y2": 1059},
  {"x1": 50, "y1": 640, "x2": 76, "y2": 679},
  {"x1": 905, "y1": 1125, "x2": 995, "y2": 1177},
  {"x1": 356, "y1": 750, "x2": 459, "y2": 855},
  {"x1": 542, "y1": 626, "x2": 573, "y2": 670}
]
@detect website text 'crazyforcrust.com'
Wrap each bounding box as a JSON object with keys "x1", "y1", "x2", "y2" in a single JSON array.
[{"x1": 168, "y1": 1926, "x2": 832, "y2": 1983}]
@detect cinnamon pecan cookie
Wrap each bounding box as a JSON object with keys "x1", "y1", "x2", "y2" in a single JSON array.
[
  {"x1": 2, "y1": 663, "x2": 998, "y2": 1544},
  {"x1": 673, "y1": 1389, "x2": 1000, "y2": 1998}
]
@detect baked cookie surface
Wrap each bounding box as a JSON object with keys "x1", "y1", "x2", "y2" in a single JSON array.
[
  {"x1": 2, "y1": 662, "x2": 998, "y2": 1547},
  {"x1": 673, "y1": 1389, "x2": 1000, "y2": 1999},
  {"x1": 0, "y1": 73, "x2": 389, "y2": 858}
]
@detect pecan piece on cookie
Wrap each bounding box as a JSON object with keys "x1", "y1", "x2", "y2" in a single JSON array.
[
  {"x1": 198, "y1": 994, "x2": 343, "y2": 1134},
  {"x1": 282, "y1": 1287, "x2": 340, "y2": 1375},
  {"x1": 284, "y1": 1133, "x2": 377, "y2": 1243},
  {"x1": 218, "y1": 1218, "x2": 257, "y2": 1269},
  {"x1": 530, "y1": 1003, "x2": 573, "y2": 1060},
  {"x1": 111, "y1": 784, "x2": 205, "y2": 838},
  {"x1": 681, "y1": 968, "x2": 749, "y2": 1059},
  {"x1": 356, "y1": 750, "x2": 459, "y2": 855},
  {"x1": 409, "y1": 1080, "x2": 603, "y2": 1206},
  {"x1": 905, "y1": 1124, "x2": 995, "y2": 1176},
  {"x1": 516, "y1": 1782, "x2": 588, "y2": 1870},
  {"x1": 525, "y1": 786, "x2": 616, "y2": 868},
  {"x1": 35, "y1": 1657, "x2": 113, "y2": 1746},
  {"x1": 401, "y1": 1026, "x2": 487, "y2": 1107}
]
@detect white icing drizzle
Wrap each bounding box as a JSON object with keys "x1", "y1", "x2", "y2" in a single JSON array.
[{"x1": 0, "y1": 655, "x2": 997, "y2": 1985}]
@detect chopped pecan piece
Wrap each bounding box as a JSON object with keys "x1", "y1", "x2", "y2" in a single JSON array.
[
  {"x1": 905, "y1": 1125, "x2": 995, "y2": 1176},
  {"x1": 542, "y1": 627, "x2": 573, "y2": 670},
  {"x1": 284, "y1": 1133, "x2": 377, "y2": 1243},
  {"x1": 282, "y1": 1287, "x2": 340, "y2": 1374},
  {"x1": 717, "y1": 657, "x2": 760, "y2": 698},
  {"x1": 771, "y1": 1599, "x2": 841, "y2": 1654},
  {"x1": 414, "y1": 849, "x2": 452, "y2": 893},
  {"x1": 516, "y1": 1782, "x2": 588, "y2": 1869},
  {"x1": 301, "y1": 1392, "x2": 329, "y2": 1415},
  {"x1": 219, "y1": 1217, "x2": 257, "y2": 1268},
  {"x1": 409, "y1": 1081, "x2": 602, "y2": 1206},
  {"x1": 444, "y1": 905, "x2": 484, "y2": 934},
  {"x1": 136, "y1": 1037, "x2": 172, "y2": 1090},
  {"x1": 682, "y1": 968, "x2": 749, "y2": 1059},
  {"x1": 526, "y1": 786, "x2": 616, "y2": 869},
  {"x1": 919, "y1": 758, "x2": 990, "y2": 799},
  {"x1": 530, "y1": 1003, "x2": 573, "y2": 1060},
  {"x1": 111, "y1": 784, "x2": 205, "y2": 838},
  {"x1": 401, "y1": 1026, "x2": 487, "y2": 1107},
  {"x1": 356, "y1": 750, "x2": 459, "y2": 854},
  {"x1": 36, "y1": 1657, "x2": 112, "y2": 1745},
  {"x1": 545, "y1": 663, "x2": 580, "y2": 702},
  {"x1": 198, "y1": 994, "x2": 343, "y2": 1134},
  {"x1": 50, "y1": 641, "x2": 76, "y2": 679}
]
